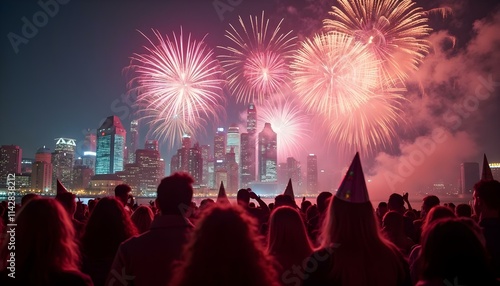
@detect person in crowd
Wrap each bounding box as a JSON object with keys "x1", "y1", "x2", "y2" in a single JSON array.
[
  {"x1": 20, "y1": 193, "x2": 39, "y2": 207},
  {"x1": 473, "y1": 179, "x2": 500, "y2": 278},
  {"x1": 237, "y1": 188, "x2": 270, "y2": 228},
  {"x1": 388, "y1": 193, "x2": 416, "y2": 241},
  {"x1": 382, "y1": 211, "x2": 415, "y2": 257},
  {"x1": 413, "y1": 195, "x2": 440, "y2": 243},
  {"x1": 267, "y1": 206, "x2": 314, "y2": 285},
  {"x1": 307, "y1": 192, "x2": 332, "y2": 244},
  {"x1": 107, "y1": 172, "x2": 195, "y2": 286},
  {"x1": 455, "y1": 203, "x2": 472, "y2": 218},
  {"x1": 0, "y1": 199, "x2": 92, "y2": 285},
  {"x1": 56, "y1": 191, "x2": 85, "y2": 240},
  {"x1": 376, "y1": 201, "x2": 388, "y2": 224},
  {"x1": 274, "y1": 194, "x2": 296, "y2": 208},
  {"x1": 409, "y1": 206, "x2": 456, "y2": 284},
  {"x1": 304, "y1": 154, "x2": 410, "y2": 286},
  {"x1": 81, "y1": 197, "x2": 137, "y2": 286},
  {"x1": 88, "y1": 199, "x2": 97, "y2": 214},
  {"x1": 114, "y1": 184, "x2": 133, "y2": 215},
  {"x1": 416, "y1": 218, "x2": 498, "y2": 286},
  {"x1": 169, "y1": 204, "x2": 280, "y2": 286},
  {"x1": 75, "y1": 200, "x2": 88, "y2": 223},
  {"x1": 301, "y1": 200, "x2": 312, "y2": 215},
  {"x1": 131, "y1": 205, "x2": 155, "y2": 234}
]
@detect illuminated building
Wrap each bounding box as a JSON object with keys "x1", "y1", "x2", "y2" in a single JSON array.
[
  {"x1": 307, "y1": 154, "x2": 318, "y2": 193},
  {"x1": 460, "y1": 162, "x2": 479, "y2": 195},
  {"x1": 96, "y1": 116, "x2": 126, "y2": 174},
  {"x1": 0, "y1": 145, "x2": 22, "y2": 188},
  {"x1": 52, "y1": 138, "x2": 76, "y2": 189},
  {"x1": 258, "y1": 123, "x2": 277, "y2": 182}
]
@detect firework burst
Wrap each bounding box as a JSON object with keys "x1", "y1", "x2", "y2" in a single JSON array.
[
  {"x1": 218, "y1": 11, "x2": 296, "y2": 104},
  {"x1": 326, "y1": 87, "x2": 407, "y2": 155},
  {"x1": 290, "y1": 32, "x2": 379, "y2": 118},
  {"x1": 128, "y1": 29, "x2": 225, "y2": 149},
  {"x1": 324, "y1": 0, "x2": 431, "y2": 84},
  {"x1": 257, "y1": 98, "x2": 310, "y2": 161}
]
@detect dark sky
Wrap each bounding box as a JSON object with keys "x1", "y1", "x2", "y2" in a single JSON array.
[{"x1": 1, "y1": 0, "x2": 499, "y2": 185}]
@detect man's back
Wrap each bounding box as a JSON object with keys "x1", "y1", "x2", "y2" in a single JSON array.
[{"x1": 107, "y1": 215, "x2": 193, "y2": 286}]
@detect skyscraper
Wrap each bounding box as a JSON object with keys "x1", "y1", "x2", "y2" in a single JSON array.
[
  {"x1": 31, "y1": 146, "x2": 52, "y2": 192},
  {"x1": 145, "y1": 139, "x2": 159, "y2": 151},
  {"x1": 0, "y1": 145, "x2": 22, "y2": 188},
  {"x1": 226, "y1": 125, "x2": 240, "y2": 165},
  {"x1": 240, "y1": 133, "x2": 253, "y2": 188},
  {"x1": 129, "y1": 120, "x2": 139, "y2": 163},
  {"x1": 307, "y1": 154, "x2": 318, "y2": 193},
  {"x1": 460, "y1": 162, "x2": 479, "y2": 195},
  {"x1": 135, "y1": 143, "x2": 165, "y2": 193},
  {"x1": 258, "y1": 123, "x2": 278, "y2": 182},
  {"x1": 187, "y1": 143, "x2": 203, "y2": 185},
  {"x1": 226, "y1": 147, "x2": 239, "y2": 193},
  {"x1": 96, "y1": 116, "x2": 126, "y2": 174},
  {"x1": 214, "y1": 128, "x2": 226, "y2": 171},
  {"x1": 201, "y1": 144, "x2": 211, "y2": 186},
  {"x1": 247, "y1": 103, "x2": 257, "y2": 134},
  {"x1": 240, "y1": 103, "x2": 257, "y2": 187},
  {"x1": 287, "y1": 157, "x2": 302, "y2": 192},
  {"x1": 84, "y1": 129, "x2": 97, "y2": 152},
  {"x1": 52, "y1": 138, "x2": 76, "y2": 189},
  {"x1": 21, "y1": 158, "x2": 34, "y2": 174}
]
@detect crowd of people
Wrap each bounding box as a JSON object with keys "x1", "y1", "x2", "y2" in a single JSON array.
[{"x1": 0, "y1": 153, "x2": 499, "y2": 286}]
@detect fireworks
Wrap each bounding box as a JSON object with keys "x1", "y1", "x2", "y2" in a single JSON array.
[
  {"x1": 326, "y1": 87, "x2": 406, "y2": 155},
  {"x1": 324, "y1": 0, "x2": 431, "y2": 84},
  {"x1": 290, "y1": 32, "x2": 379, "y2": 118},
  {"x1": 128, "y1": 29, "x2": 225, "y2": 149},
  {"x1": 218, "y1": 11, "x2": 296, "y2": 104},
  {"x1": 257, "y1": 99, "x2": 310, "y2": 161}
]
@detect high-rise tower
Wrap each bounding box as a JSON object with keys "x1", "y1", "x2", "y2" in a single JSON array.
[
  {"x1": 258, "y1": 123, "x2": 277, "y2": 182},
  {"x1": 96, "y1": 116, "x2": 126, "y2": 174},
  {"x1": 307, "y1": 154, "x2": 318, "y2": 193},
  {"x1": 52, "y1": 138, "x2": 76, "y2": 189}
]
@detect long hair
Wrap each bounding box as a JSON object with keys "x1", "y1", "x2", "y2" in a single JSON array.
[
  {"x1": 131, "y1": 205, "x2": 155, "y2": 234},
  {"x1": 81, "y1": 197, "x2": 137, "y2": 259},
  {"x1": 420, "y1": 218, "x2": 497, "y2": 285},
  {"x1": 169, "y1": 204, "x2": 280, "y2": 286},
  {"x1": 319, "y1": 196, "x2": 406, "y2": 286},
  {"x1": 267, "y1": 206, "x2": 313, "y2": 271},
  {"x1": 0, "y1": 199, "x2": 80, "y2": 284}
]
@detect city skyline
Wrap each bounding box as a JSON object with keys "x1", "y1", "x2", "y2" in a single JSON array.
[{"x1": 1, "y1": 0, "x2": 499, "y2": 198}]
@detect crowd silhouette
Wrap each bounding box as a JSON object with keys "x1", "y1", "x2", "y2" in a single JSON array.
[{"x1": 0, "y1": 153, "x2": 499, "y2": 286}]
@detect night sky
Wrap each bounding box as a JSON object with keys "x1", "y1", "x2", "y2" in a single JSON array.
[{"x1": 1, "y1": 0, "x2": 499, "y2": 196}]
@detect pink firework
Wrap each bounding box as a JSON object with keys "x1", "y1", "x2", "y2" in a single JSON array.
[
  {"x1": 218, "y1": 11, "x2": 296, "y2": 104},
  {"x1": 128, "y1": 29, "x2": 225, "y2": 149},
  {"x1": 291, "y1": 32, "x2": 379, "y2": 118},
  {"x1": 257, "y1": 99, "x2": 310, "y2": 161}
]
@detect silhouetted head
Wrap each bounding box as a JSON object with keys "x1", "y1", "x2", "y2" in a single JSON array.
[
  {"x1": 388, "y1": 193, "x2": 404, "y2": 213},
  {"x1": 473, "y1": 179, "x2": 500, "y2": 217},
  {"x1": 114, "y1": 184, "x2": 132, "y2": 206},
  {"x1": 377, "y1": 201, "x2": 388, "y2": 218},
  {"x1": 82, "y1": 197, "x2": 137, "y2": 258},
  {"x1": 422, "y1": 206, "x2": 455, "y2": 232},
  {"x1": 301, "y1": 200, "x2": 312, "y2": 214},
  {"x1": 170, "y1": 204, "x2": 279, "y2": 286},
  {"x1": 237, "y1": 188, "x2": 250, "y2": 206},
  {"x1": 0, "y1": 199, "x2": 80, "y2": 284},
  {"x1": 268, "y1": 206, "x2": 313, "y2": 270},
  {"x1": 156, "y1": 172, "x2": 194, "y2": 215},
  {"x1": 317, "y1": 192, "x2": 332, "y2": 214},
  {"x1": 382, "y1": 211, "x2": 404, "y2": 234},
  {"x1": 455, "y1": 204, "x2": 472, "y2": 218},
  {"x1": 21, "y1": 193, "x2": 39, "y2": 206},
  {"x1": 274, "y1": 194, "x2": 295, "y2": 208},
  {"x1": 421, "y1": 195, "x2": 440, "y2": 217},
  {"x1": 131, "y1": 205, "x2": 154, "y2": 234},
  {"x1": 420, "y1": 218, "x2": 496, "y2": 285}
]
